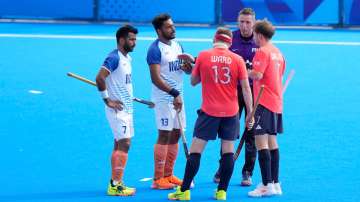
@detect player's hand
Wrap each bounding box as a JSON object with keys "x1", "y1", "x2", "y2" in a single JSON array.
[
  {"x1": 180, "y1": 62, "x2": 193, "y2": 74},
  {"x1": 105, "y1": 99, "x2": 123, "y2": 111},
  {"x1": 245, "y1": 114, "x2": 254, "y2": 130},
  {"x1": 173, "y1": 96, "x2": 183, "y2": 112},
  {"x1": 178, "y1": 53, "x2": 194, "y2": 75}
]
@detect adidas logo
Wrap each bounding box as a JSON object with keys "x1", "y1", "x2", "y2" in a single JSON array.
[{"x1": 256, "y1": 125, "x2": 262, "y2": 130}]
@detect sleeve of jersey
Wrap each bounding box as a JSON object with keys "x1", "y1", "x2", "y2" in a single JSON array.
[
  {"x1": 102, "y1": 55, "x2": 119, "y2": 72},
  {"x1": 252, "y1": 50, "x2": 268, "y2": 74},
  {"x1": 236, "y1": 56, "x2": 248, "y2": 80},
  {"x1": 191, "y1": 53, "x2": 202, "y2": 77},
  {"x1": 146, "y1": 44, "x2": 161, "y2": 65}
]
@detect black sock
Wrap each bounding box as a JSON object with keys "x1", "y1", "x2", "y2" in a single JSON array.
[
  {"x1": 181, "y1": 153, "x2": 201, "y2": 192},
  {"x1": 270, "y1": 149, "x2": 279, "y2": 183},
  {"x1": 258, "y1": 149, "x2": 272, "y2": 186},
  {"x1": 217, "y1": 153, "x2": 234, "y2": 191}
]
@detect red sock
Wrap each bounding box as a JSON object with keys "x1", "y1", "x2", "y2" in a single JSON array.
[
  {"x1": 154, "y1": 144, "x2": 168, "y2": 180},
  {"x1": 164, "y1": 143, "x2": 179, "y2": 177},
  {"x1": 111, "y1": 150, "x2": 128, "y2": 182}
]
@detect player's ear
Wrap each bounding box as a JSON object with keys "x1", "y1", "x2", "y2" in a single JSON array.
[{"x1": 119, "y1": 37, "x2": 126, "y2": 45}]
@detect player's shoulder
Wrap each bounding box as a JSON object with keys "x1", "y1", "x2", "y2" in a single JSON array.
[
  {"x1": 232, "y1": 29, "x2": 241, "y2": 38},
  {"x1": 256, "y1": 45, "x2": 271, "y2": 57},
  {"x1": 105, "y1": 49, "x2": 120, "y2": 61},
  {"x1": 148, "y1": 39, "x2": 160, "y2": 49},
  {"x1": 107, "y1": 49, "x2": 119, "y2": 57},
  {"x1": 147, "y1": 39, "x2": 161, "y2": 54},
  {"x1": 197, "y1": 48, "x2": 214, "y2": 59},
  {"x1": 227, "y1": 49, "x2": 244, "y2": 60}
]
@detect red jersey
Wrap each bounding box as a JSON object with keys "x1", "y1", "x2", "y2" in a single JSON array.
[
  {"x1": 192, "y1": 47, "x2": 248, "y2": 117},
  {"x1": 252, "y1": 43, "x2": 285, "y2": 113}
]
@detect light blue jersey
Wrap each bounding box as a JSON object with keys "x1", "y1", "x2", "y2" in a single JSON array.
[
  {"x1": 102, "y1": 49, "x2": 133, "y2": 114},
  {"x1": 146, "y1": 39, "x2": 184, "y2": 103}
]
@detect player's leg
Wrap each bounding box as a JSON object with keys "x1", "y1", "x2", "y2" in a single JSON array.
[
  {"x1": 152, "y1": 103, "x2": 177, "y2": 189},
  {"x1": 168, "y1": 110, "x2": 219, "y2": 200},
  {"x1": 215, "y1": 114, "x2": 239, "y2": 200},
  {"x1": 164, "y1": 106, "x2": 184, "y2": 186},
  {"x1": 163, "y1": 129, "x2": 181, "y2": 185},
  {"x1": 168, "y1": 137, "x2": 207, "y2": 200},
  {"x1": 242, "y1": 85, "x2": 256, "y2": 186},
  {"x1": 269, "y1": 113, "x2": 283, "y2": 195},
  {"x1": 105, "y1": 108, "x2": 135, "y2": 196},
  {"x1": 248, "y1": 105, "x2": 275, "y2": 197},
  {"x1": 152, "y1": 130, "x2": 176, "y2": 189},
  {"x1": 213, "y1": 87, "x2": 244, "y2": 183}
]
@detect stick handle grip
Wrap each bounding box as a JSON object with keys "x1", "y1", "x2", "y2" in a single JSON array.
[
  {"x1": 67, "y1": 72, "x2": 155, "y2": 107},
  {"x1": 67, "y1": 72, "x2": 96, "y2": 86}
]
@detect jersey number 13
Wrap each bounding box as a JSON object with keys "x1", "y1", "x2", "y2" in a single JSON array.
[{"x1": 212, "y1": 66, "x2": 231, "y2": 84}]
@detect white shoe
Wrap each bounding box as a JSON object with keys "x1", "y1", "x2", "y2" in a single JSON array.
[
  {"x1": 273, "y1": 182, "x2": 282, "y2": 195},
  {"x1": 248, "y1": 183, "x2": 275, "y2": 197}
]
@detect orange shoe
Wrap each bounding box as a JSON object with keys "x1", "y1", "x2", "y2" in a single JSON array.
[
  {"x1": 151, "y1": 178, "x2": 176, "y2": 190},
  {"x1": 165, "y1": 175, "x2": 182, "y2": 186}
]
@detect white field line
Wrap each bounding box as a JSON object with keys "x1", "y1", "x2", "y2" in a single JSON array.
[
  {"x1": 1, "y1": 33, "x2": 360, "y2": 46},
  {"x1": 28, "y1": 90, "x2": 43, "y2": 94}
]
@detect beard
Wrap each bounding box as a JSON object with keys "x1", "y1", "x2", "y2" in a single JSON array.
[
  {"x1": 124, "y1": 43, "x2": 134, "y2": 52},
  {"x1": 162, "y1": 30, "x2": 175, "y2": 40}
]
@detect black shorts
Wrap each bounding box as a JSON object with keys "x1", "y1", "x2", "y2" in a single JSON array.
[
  {"x1": 253, "y1": 104, "x2": 283, "y2": 136},
  {"x1": 193, "y1": 110, "x2": 239, "y2": 141}
]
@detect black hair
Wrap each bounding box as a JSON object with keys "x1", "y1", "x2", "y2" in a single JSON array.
[
  {"x1": 151, "y1": 13, "x2": 171, "y2": 30},
  {"x1": 116, "y1": 24, "x2": 138, "y2": 44}
]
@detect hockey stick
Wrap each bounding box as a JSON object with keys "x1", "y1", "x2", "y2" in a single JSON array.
[
  {"x1": 67, "y1": 72, "x2": 155, "y2": 108},
  {"x1": 234, "y1": 69, "x2": 295, "y2": 160},
  {"x1": 282, "y1": 69, "x2": 295, "y2": 94},
  {"x1": 176, "y1": 111, "x2": 196, "y2": 188},
  {"x1": 233, "y1": 85, "x2": 265, "y2": 161},
  {"x1": 176, "y1": 111, "x2": 189, "y2": 159}
]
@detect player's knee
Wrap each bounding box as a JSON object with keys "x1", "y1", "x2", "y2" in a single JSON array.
[
  {"x1": 157, "y1": 130, "x2": 171, "y2": 144},
  {"x1": 115, "y1": 138, "x2": 131, "y2": 152}
]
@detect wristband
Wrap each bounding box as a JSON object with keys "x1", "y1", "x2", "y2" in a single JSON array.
[
  {"x1": 169, "y1": 88, "x2": 180, "y2": 98},
  {"x1": 100, "y1": 90, "x2": 109, "y2": 99}
]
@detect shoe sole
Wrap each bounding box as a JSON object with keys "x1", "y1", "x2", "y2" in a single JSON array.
[
  {"x1": 151, "y1": 185, "x2": 176, "y2": 190},
  {"x1": 108, "y1": 191, "x2": 136, "y2": 196},
  {"x1": 240, "y1": 182, "x2": 252, "y2": 186},
  {"x1": 248, "y1": 193, "x2": 275, "y2": 198}
]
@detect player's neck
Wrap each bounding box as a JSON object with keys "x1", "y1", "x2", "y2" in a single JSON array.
[
  {"x1": 158, "y1": 37, "x2": 172, "y2": 45},
  {"x1": 260, "y1": 40, "x2": 271, "y2": 47},
  {"x1": 240, "y1": 33, "x2": 253, "y2": 41},
  {"x1": 117, "y1": 46, "x2": 128, "y2": 57},
  {"x1": 213, "y1": 42, "x2": 229, "y2": 49}
]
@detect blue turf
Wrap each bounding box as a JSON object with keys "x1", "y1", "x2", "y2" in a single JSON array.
[{"x1": 0, "y1": 22, "x2": 359, "y2": 202}]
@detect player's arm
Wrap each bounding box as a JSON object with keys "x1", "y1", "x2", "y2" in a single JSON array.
[
  {"x1": 190, "y1": 53, "x2": 201, "y2": 86},
  {"x1": 149, "y1": 64, "x2": 183, "y2": 111},
  {"x1": 240, "y1": 79, "x2": 253, "y2": 116},
  {"x1": 191, "y1": 75, "x2": 201, "y2": 86},
  {"x1": 149, "y1": 64, "x2": 174, "y2": 93},
  {"x1": 248, "y1": 69, "x2": 263, "y2": 80},
  {"x1": 248, "y1": 49, "x2": 267, "y2": 80},
  {"x1": 237, "y1": 57, "x2": 254, "y2": 129},
  {"x1": 96, "y1": 67, "x2": 123, "y2": 110}
]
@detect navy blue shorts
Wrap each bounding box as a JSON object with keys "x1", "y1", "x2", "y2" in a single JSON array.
[
  {"x1": 253, "y1": 104, "x2": 283, "y2": 136},
  {"x1": 193, "y1": 110, "x2": 239, "y2": 141}
]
